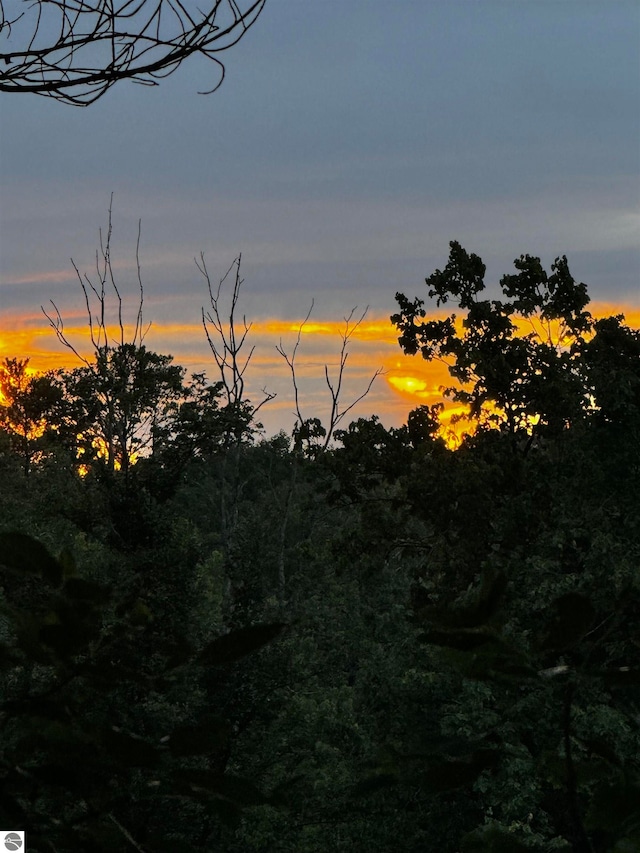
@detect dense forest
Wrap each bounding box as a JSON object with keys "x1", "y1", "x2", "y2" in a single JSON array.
[{"x1": 1, "y1": 242, "x2": 639, "y2": 852}]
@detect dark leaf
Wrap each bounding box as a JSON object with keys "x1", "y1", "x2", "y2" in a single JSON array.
[
  {"x1": 63, "y1": 577, "x2": 110, "y2": 603},
  {"x1": 436, "y1": 568, "x2": 508, "y2": 629},
  {"x1": 461, "y1": 822, "x2": 534, "y2": 852},
  {"x1": 102, "y1": 727, "x2": 160, "y2": 768},
  {"x1": 419, "y1": 628, "x2": 503, "y2": 651},
  {"x1": 576, "y1": 735, "x2": 622, "y2": 767},
  {"x1": 39, "y1": 620, "x2": 96, "y2": 658},
  {"x1": 57, "y1": 547, "x2": 77, "y2": 580},
  {"x1": 599, "y1": 667, "x2": 640, "y2": 688},
  {"x1": 197, "y1": 623, "x2": 286, "y2": 666},
  {"x1": 541, "y1": 592, "x2": 596, "y2": 651},
  {"x1": 353, "y1": 773, "x2": 398, "y2": 797},
  {"x1": 168, "y1": 718, "x2": 231, "y2": 757},
  {"x1": 31, "y1": 762, "x2": 87, "y2": 790},
  {"x1": 0, "y1": 532, "x2": 63, "y2": 586},
  {"x1": 143, "y1": 836, "x2": 204, "y2": 853},
  {"x1": 586, "y1": 778, "x2": 640, "y2": 834},
  {"x1": 0, "y1": 642, "x2": 21, "y2": 669},
  {"x1": 459, "y1": 568, "x2": 507, "y2": 627},
  {"x1": 424, "y1": 749, "x2": 500, "y2": 793},
  {"x1": 611, "y1": 838, "x2": 640, "y2": 853},
  {"x1": 172, "y1": 768, "x2": 267, "y2": 806}
]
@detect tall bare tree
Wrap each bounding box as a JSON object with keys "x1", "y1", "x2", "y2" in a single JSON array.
[
  {"x1": 42, "y1": 198, "x2": 184, "y2": 476},
  {"x1": 276, "y1": 304, "x2": 383, "y2": 455},
  {"x1": 198, "y1": 252, "x2": 274, "y2": 422},
  {"x1": 0, "y1": 0, "x2": 266, "y2": 105},
  {"x1": 198, "y1": 252, "x2": 275, "y2": 560}
]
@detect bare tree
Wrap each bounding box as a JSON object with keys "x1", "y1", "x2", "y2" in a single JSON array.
[
  {"x1": 276, "y1": 303, "x2": 383, "y2": 454},
  {"x1": 43, "y1": 195, "x2": 149, "y2": 365},
  {"x1": 41, "y1": 198, "x2": 184, "y2": 476},
  {"x1": 198, "y1": 252, "x2": 274, "y2": 419},
  {"x1": 198, "y1": 252, "x2": 275, "y2": 563},
  {"x1": 0, "y1": 0, "x2": 266, "y2": 106}
]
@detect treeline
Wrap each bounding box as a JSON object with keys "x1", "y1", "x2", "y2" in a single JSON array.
[{"x1": 1, "y1": 243, "x2": 639, "y2": 852}]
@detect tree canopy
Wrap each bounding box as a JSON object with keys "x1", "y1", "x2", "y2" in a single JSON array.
[
  {"x1": 391, "y1": 240, "x2": 637, "y2": 447},
  {"x1": 1, "y1": 243, "x2": 639, "y2": 852}
]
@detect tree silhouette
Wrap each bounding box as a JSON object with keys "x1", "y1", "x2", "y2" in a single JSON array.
[
  {"x1": 392, "y1": 241, "x2": 594, "y2": 446},
  {"x1": 0, "y1": 0, "x2": 266, "y2": 106}
]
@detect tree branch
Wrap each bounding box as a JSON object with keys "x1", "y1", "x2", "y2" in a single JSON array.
[{"x1": 0, "y1": 0, "x2": 266, "y2": 106}]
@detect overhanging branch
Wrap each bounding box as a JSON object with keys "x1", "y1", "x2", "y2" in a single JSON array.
[{"x1": 0, "y1": 0, "x2": 266, "y2": 105}]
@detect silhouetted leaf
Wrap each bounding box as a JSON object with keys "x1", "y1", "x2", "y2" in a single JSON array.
[
  {"x1": 461, "y1": 822, "x2": 535, "y2": 852},
  {"x1": 266, "y1": 774, "x2": 305, "y2": 806},
  {"x1": 612, "y1": 838, "x2": 640, "y2": 853},
  {"x1": 39, "y1": 620, "x2": 95, "y2": 658},
  {"x1": 11, "y1": 611, "x2": 54, "y2": 663},
  {"x1": 102, "y1": 727, "x2": 160, "y2": 768},
  {"x1": 586, "y1": 777, "x2": 640, "y2": 834},
  {"x1": 541, "y1": 592, "x2": 595, "y2": 651},
  {"x1": 172, "y1": 768, "x2": 267, "y2": 806},
  {"x1": 419, "y1": 628, "x2": 503, "y2": 651},
  {"x1": 143, "y1": 836, "x2": 203, "y2": 853},
  {"x1": 0, "y1": 532, "x2": 63, "y2": 586},
  {"x1": 63, "y1": 577, "x2": 110, "y2": 603},
  {"x1": 57, "y1": 547, "x2": 77, "y2": 580},
  {"x1": 576, "y1": 735, "x2": 622, "y2": 767},
  {"x1": 0, "y1": 642, "x2": 20, "y2": 669},
  {"x1": 599, "y1": 667, "x2": 640, "y2": 688},
  {"x1": 0, "y1": 791, "x2": 29, "y2": 826},
  {"x1": 31, "y1": 762, "x2": 88, "y2": 790},
  {"x1": 424, "y1": 749, "x2": 500, "y2": 793},
  {"x1": 197, "y1": 622, "x2": 286, "y2": 666},
  {"x1": 353, "y1": 773, "x2": 398, "y2": 797},
  {"x1": 168, "y1": 718, "x2": 231, "y2": 756},
  {"x1": 436, "y1": 568, "x2": 508, "y2": 629}
]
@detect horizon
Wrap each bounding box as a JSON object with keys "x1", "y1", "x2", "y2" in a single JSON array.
[{"x1": 3, "y1": 296, "x2": 639, "y2": 440}]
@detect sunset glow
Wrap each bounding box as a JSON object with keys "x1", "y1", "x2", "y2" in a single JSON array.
[{"x1": 1, "y1": 300, "x2": 638, "y2": 440}]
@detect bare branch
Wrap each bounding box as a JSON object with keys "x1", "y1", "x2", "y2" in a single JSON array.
[
  {"x1": 41, "y1": 195, "x2": 146, "y2": 365},
  {"x1": 108, "y1": 812, "x2": 147, "y2": 852},
  {"x1": 41, "y1": 297, "x2": 93, "y2": 368},
  {"x1": 276, "y1": 303, "x2": 382, "y2": 453},
  {"x1": 0, "y1": 0, "x2": 266, "y2": 106},
  {"x1": 275, "y1": 300, "x2": 314, "y2": 429},
  {"x1": 199, "y1": 252, "x2": 274, "y2": 416},
  {"x1": 321, "y1": 306, "x2": 382, "y2": 449}
]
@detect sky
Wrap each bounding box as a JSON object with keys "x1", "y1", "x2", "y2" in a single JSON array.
[{"x1": 1, "y1": 0, "x2": 639, "y2": 436}]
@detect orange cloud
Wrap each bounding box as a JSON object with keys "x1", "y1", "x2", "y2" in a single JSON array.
[{"x1": 1, "y1": 300, "x2": 638, "y2": 438}]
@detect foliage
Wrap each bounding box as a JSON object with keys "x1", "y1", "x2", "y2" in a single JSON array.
[
  {"x1": 0, "y1": 532, "x2": 285, "y2": 850},
  {"x1": 1, "y1": 241, "x2": 638, "y2": 851},
  {"x1": 0, "y1": 358, "x2": 65, "y2": 475},
  {"x1": 58, "y1": 344, "x2": 186, "y2": 475},
  {"x1": 391, "y1": 241, "x2": 596, "y2": 441}
]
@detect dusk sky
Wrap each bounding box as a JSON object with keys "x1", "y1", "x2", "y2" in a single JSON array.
[{"x1": 1, "y1": 0, "x2": 639, "y2": 436}]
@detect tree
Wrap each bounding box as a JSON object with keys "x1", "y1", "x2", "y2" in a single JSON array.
[
  {"x1": 61, "y1": 343, "x2": 185, "y2": 476},
  {"x1": 199, "y1": 252, "x2": 275, "y2": 440},
  {"x1": 391, "y1": 241, "x2": 594, "y2": 447},
  {"x1": 276, "y1": 303, "x2": 383, "y2": 456},
  {"x1": 0, "y1": 0, "x2": 266, "y2": 106},
  {"x1": 0, "y1": 357, "x2": 64, "y2": 475},
  {"x1": 579, "y1": 314, "x2": 640, "y2": 429},
  {"x1": 42, "y1": 201, "x2": 188, "y2": 478},
  {"x1": 0, "y1": 531, "x2": 286, "y2": 850},
  {"x1": 380, "y1": 246, "x2": 640, "y2": 851}
]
